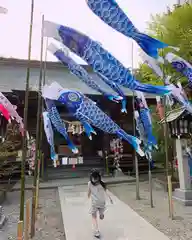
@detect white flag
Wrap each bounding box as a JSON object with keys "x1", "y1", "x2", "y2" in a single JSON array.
[
  {"x1": 139, "y1": 49, "x2": 163, "y2": 78},
  {"x1": 0, "y1": 6, "x2": 8, "y2": 14}
]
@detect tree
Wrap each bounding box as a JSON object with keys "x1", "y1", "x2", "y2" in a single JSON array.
[
  {"x1": 136, "y1": 3, "x2": 192, "y2": 86},
  {"x1": 136, "y1": 4, "x2": 192, "y2": 175}
]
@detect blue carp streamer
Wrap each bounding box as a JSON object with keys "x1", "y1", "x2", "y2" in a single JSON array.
[
  {"x1": 43, "y1": 21, "x2": 172, "y2": 96},
  {"x1": 86, "y1": 0, "x2": 168, "y2": 60},
  {"x1": 44, "y1": 98, "x2": 78, "y2": 154},
  {"x1": 42, "y1": 82, "x2": 145, "y2": 156},
  {"x1": 48, "y1": 43, "x2": 122, "y2": 103},
  {"x1": 42, "y1": 111, "x2": 57, "y2": 166},
  {"x1": 135, "y1": 91, "x2": 157, "y2": 150},
  {"x1": 165, "y1": 53, "x2": 192, "y2": 87}
]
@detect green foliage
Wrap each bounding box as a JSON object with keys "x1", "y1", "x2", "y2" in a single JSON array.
[
  {"x1": 136, "y1": 3, "x2": 192, "y2": 85},
  {"x1": 135, "y1": 4, "x2": 192, "y2": 166},
  {"x1": 135, "y1": 64, "x2": 163, "y2": 85}
]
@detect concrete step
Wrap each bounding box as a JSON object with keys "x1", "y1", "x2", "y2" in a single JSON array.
[{"x1": 47, "y1": 166, "x2": 105, "y2": 180}]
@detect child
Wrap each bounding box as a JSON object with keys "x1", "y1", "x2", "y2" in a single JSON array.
[{"x1": 88, "y1": 169, "x2": 113, "y2": 238}]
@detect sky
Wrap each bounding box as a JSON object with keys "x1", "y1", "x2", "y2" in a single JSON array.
[{"x1": 0, "y1": 0, "x2": 176, "y2": 68}]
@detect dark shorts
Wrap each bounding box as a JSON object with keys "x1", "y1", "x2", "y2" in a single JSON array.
[{"x1": 90, "y1": 205, "x2": 106, "y2": 217}]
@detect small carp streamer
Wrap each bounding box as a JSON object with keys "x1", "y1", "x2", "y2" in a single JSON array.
[
  {"x1": 135, "y1": 91, "x2": 157, "y2": 150},
  {"x1": 42, "y1": 82, "x2": 144, "y2": 156},
  {"x1": 141, "y1": 51, "x2": 192, "y2": 114},
  {"x1": 42, "y1": 111, "x2": 57, "y2": 167},
  {"x1": 44, "y1": 97, "x2": 78, "y2": 155},
  {"x1": 0, "y1": 104, "x2": 11, "y2": 122},
  {"x1": 165, "y1": 52, "x2": 192, "y2": 87},
  {"x1": 0, "y1": 92, "x2": 24, "y2": 135},
  {"x1": 134, "y1": 91, "x2": 157, "y2": 167},
  {"x1": 134, "y1": 109, "x2": 154, "y2": 167}
]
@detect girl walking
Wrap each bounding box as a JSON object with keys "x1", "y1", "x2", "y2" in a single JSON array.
[{"x1": 88, "y1": 169, "x2": 113, "y2": 238}]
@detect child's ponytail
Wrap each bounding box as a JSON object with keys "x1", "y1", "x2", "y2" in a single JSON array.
[
  {"x1": 90, "y1": 169, "x2": 106, "y2": 190},
  {"x1": 100, "y1": 180, "x2": 106, "y2": 190}
]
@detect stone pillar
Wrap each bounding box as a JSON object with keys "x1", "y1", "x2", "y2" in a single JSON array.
[
  {"x1": 0, "y1": 206, "x2": 6, "y2": 228},
  {"x1": 173, "y1": 139, "x2": 192, "y2": 205}
]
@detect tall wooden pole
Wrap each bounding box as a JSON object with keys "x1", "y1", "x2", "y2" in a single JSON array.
[
  {"x1": 131, "y1": 41, "x2": 140, "y2": 200},
  {"x1": 19, "y1": 0, "x2": 34, "y2": 222},
  {"x1": 31, "y1": 14, "x2": 45, "y2": 238},
  {"x1": 148, "y1": 153, "x2": 154, "y2": 207},
  {"x1": 160, "y1": 32, "x2": 173, "y2": 219},
  {"x1": 43, "y1": 38, "x2": 48, "y2": 86},
  {"x1": 38, "y1": 37, "x2": 48, "y2": 182},
  {"x1": 163, "y1": 95, "x2": 172, "y2": 217}
]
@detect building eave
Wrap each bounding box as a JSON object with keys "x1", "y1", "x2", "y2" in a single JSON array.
[{"x1": 0, "y1": 57, "x2": 92, "y2": 71}]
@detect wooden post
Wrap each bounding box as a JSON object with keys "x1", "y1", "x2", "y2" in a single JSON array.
[
  {"x1": 40, "y1": 38, "x2": 48, "y2": 182},
  {"x1": 148, "y1": 162, "x2": 154, "y2": 208},
  {"x1": 131, "y1": 41, "x2": 140, "y2": 200},
  {"x1": 24, "y1": 199, "x2": 30, "y2": 240},
  {"x1": 41, "y1": 153, "x2": 44, "y2": 181},
  {"x1": 35, "y1": 152, "x2": 41, "y2": 212},
  {"x1": 167, "y1": 175, "x2": 174, "y2": 219},
  {"x1": 17, "y1": 221, "x2": 23, "y2": 240},
  {"x1": 105, "y1": 153, "x2": 109, "y2": 176}
]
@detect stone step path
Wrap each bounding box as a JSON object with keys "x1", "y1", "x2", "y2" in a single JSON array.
[{"x1": 58, "y1": 185, "x2": 171, "y2": 240}]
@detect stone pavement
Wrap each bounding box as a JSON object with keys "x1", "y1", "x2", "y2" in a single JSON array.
[
  {"x1": 0, "y1": 189, "x2": 65, "y2": 240},
  {"x1": 58, "y1": 185, "x2": 171, "y2": 240}
]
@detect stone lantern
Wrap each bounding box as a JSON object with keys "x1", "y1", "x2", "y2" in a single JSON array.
[{"x1": 161, "y1": 107, "x2": 192, "y2": 205}]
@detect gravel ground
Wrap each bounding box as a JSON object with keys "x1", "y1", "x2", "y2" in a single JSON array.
[
  {"x1": 0, "y1": 189, "x2": 65, "y2": 240},
  {"x1": 109, "y1": 181, "x2": 192, "y2": 240}
]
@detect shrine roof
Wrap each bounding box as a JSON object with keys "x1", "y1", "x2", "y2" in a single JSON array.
[{"x1": 160, "y1": 107, "x2": 186, "y2": 123}]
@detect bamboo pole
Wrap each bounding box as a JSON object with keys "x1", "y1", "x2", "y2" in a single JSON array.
[
  {"x1": 41, "y1": 152, "x2": 45, "y2": 180},
  {"x1": 35, "y1": 151, "x2": 41, "y2": 212},
  {"x1": 17, "y1": 221, "x2": 23, "y2": 240},
  {"x1": 167, "y1": 175, "x2": 174, "y2": 219},
  {"x1": 31, "y1": 14, "x2": 45, "y2": 238},
  {"x1": 148, "y1": 159, "x2": 154, "y2": 208},
  {"x1": 19, "y1": 0, "x2": 34, "y2": 222},
  {"x1": 160, "y1": 34, "x2": 173, "y2": 218},
  {"x1": 24, "y1": 199, "x2": 30, "y2": 240},
  {"x1": 163, "y1": 101, "x2": 172, "y2": 217},
  {"x1": 131, "y1": 41, "x2": 140, "y2": 200},
  {"x1": 39, "y1": 36, "x2": 48, "y2": 182}
]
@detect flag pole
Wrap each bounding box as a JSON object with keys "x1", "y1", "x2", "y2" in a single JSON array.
[
  {"x1": 160, "y1": 31, "x2": 173, "y2": 219},
  {"x1": 40, "y1": 37, "x2": 48, "y2": 181},
  {"x1": 31, "y1": 14, "x2": 45, "y2": 238},
  {"x1": 148, "y1": 153, "x2": 154, "y2": 207},
  {"x1": 131, "y1": 41, "x2": 140, "y2": 200},
  {"x1": 35, "y1": 36, "x2": 48, "y2": 207},
  {"x1": 19, "y1": 0, "x2": 34, "y2": 222}
]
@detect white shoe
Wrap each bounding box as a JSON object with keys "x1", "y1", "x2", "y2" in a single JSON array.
[{"x1": 94, "y1": 230, "x2": 100, "y2": 238}]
